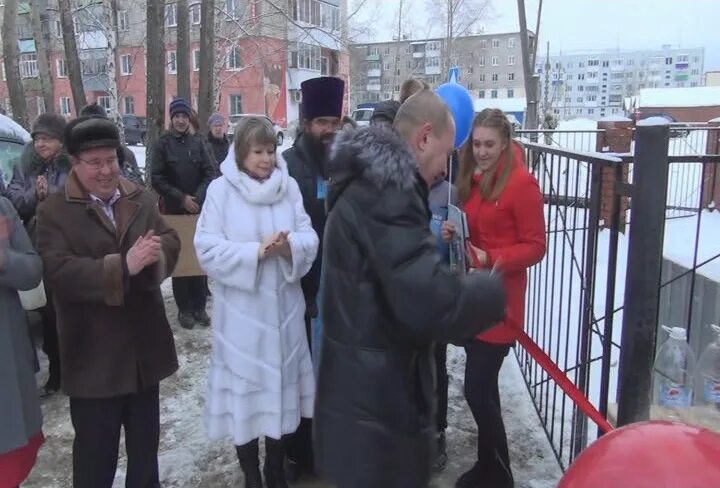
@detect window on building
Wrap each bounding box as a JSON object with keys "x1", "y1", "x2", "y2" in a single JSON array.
[
  {"x1": 57, "y1": 59, "x2": 68, "y2": 78},
  {"x1": 691, "y1": 68, "x2": 700, "y2": 75},
  {"x1": 612, "y1": 59, "x2": 623, "y2": 67},
  {"x1": 578, "y1": 73, "x2": 585, "y2": 80},
  {"x1": 190, "y1": 4, "x2": 201, "y2": 24},
  {"x1": 468, "y1": 82, "x2": 474, "y2": 90},
  {"x1": 229, "y1": 94, "x2": 242, "y2": 115},
  {"x1": 118, "y1": 10, "x2": 129, "y2": 31},
  {"x1": 20, "y1": 54, "x2": 38, "y2": 78},
  {"x1": 167, "y1": 51, "x2": 177, "y2": 74},
  {"x1": 53, "y1": 19, "x2": 62, "y2": 38},
  {"x1": 124, "y1": 96, "x2": 135, "y2": 114},
  {"x1": 321, "y1": 56, "x2": 329, "y2": 75},
  {"x1": 577, "y1": 97, "x2": 583, "y2": 103},
  {"x1": 384, "y1": 62, "x2": 390, "y2": 70},
  {"x1": 289, "y1": 42, "x2": 321, "y2": 71},
  {"x1": 578, "y1": 85, "x2": 584, "y2": 92},
  {"x1": 492, "y1": 73, "x2": 498, "y2": 82},
  {"x1": 576, "y1": 108, "x2": 583, "y2": 115},
  {"x1": 567, "y1": 73, "x2": 573, "y2": 80},
  {"x1": 193, "y1": 49, "x2": 200, "y2": 71},
  {"x1": 227, "y1": 45, "x2": 242, "y2": 70},
  {"x1": 481, "y1": 39, "x2": 487, "y2": 48},
  {"x1": 602, "y1": 60, "x2": 609, "y2": 68},
  {"x1": 479, "y1": 74, "x2": 485, "y2": 82},
  {"x1": 384, "y1": 46, "x2": 390, "y2": 55},
  {"x1": 294, "y1": 0, "x2": 340, "y2": 30},
  {"x1": 165, "y1": 4, "x2": 177, "y2": 27},
  {"x1": 97, "y1": 96, "x2": 111, "y2": 112},
  {"x1": 587, "y1": 95, "x2": 597, "y2": 101},
  {"x1": 395, "y1": 68, "x2": 401, "y2": 76},
  {"x1": 491, "y1": 39, "x2": 500, "y2": 48},
  {"x1": 508, "y1": 37, "x2": 515, "y2": 49},
  {"x1": 691, "y1": 82, "x2": 698, "y2": 87},
  {"x1": 59, "y1": 97, "x2": 71, "y2": 116},
  {"x1": 478, "y1": 90, "x2": 485, "y2": 98},
  {"x1": 121, "y1": 54, "x2": 132, "y2": 75},
  {"x1": 588, "y1": 72, "x2": 597, "y2": 79},
  {"x1": 226, "y1": 0, "x2": 240, "y2": 18},
  {"x1": 588, "y1": 59, "x2": 599, "y2": 67},
  {"x1": 507, "y1": 88, "x2": 514, "y2": 98},
  {"x1": 665, "y1": 57, "x2": 673, "y2": 65},
  {"x1": 508, "y1": 55, "x2": 515, "y2": 66},
  {"x1": 588, "y1": 108, "x2": 595, "y2": 115},
  {"x1": 490, "y1": 89, "x2": 498, "y2": 98},
  {"x1": 467, "y1": 66, "x2": 474, "y2": 74},
  {"x1": 394, "y1": 84, "x2": 400, "y2": 92},
  {"x1": 491, "y1": 56, "x2": 499, "y2": 66},
  {"x1": 508, "y1": 72, "x2": 515, "y2": 81},
  {"x1": 478, "y1": 56, "x2": 485, "y2": 66},
  {"x1": 565, "y1": 97, "x2": 571, "y2": 103}
]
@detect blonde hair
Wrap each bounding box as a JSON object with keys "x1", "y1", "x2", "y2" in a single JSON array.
[
  {"x1": 233, "y1": 117, "x2": 277, "y2": 170},
  {"x1": 393, "y1": 90, "x2": 452, "y2": 141},
  {"x1": 457, "y1": 108, "x2": 515, "y2": 203},
  {"x1": 399, "y1": 78, "x2": 430, "y2": 104}
]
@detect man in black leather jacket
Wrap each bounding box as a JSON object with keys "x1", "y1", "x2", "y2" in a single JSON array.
[
  {"x1": 150, "y1": 98, "x2": 216, "y2": 330},
  {"x1": 314, "y1": 90, "x2": 507, "y2": 488}
]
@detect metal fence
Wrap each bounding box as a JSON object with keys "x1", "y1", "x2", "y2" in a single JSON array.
[{"x1": 517, "y1": 122, "x2": 720, "y2": 471}]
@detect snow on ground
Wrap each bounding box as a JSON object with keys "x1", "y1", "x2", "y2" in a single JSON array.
[
  {"x1": 663, "y1": 210, "x2": 720, "y2": 282},
  {"x1": 25, "y1": 284, "x2": 561, "y2": 487}
]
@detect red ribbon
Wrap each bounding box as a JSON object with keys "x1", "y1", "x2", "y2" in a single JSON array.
[{"x1": 515, "y1": 329, "x2": 615, "y2": 434}]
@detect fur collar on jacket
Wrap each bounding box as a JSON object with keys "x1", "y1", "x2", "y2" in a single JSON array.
[
  {"x1": 219, "y1": 146, "x2": 289, "y2": 205},
  {"x1": 329, "y1": 127, "x2": 417, "y2": 192}
]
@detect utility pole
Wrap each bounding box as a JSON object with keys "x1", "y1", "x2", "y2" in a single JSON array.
[
  {"x1": 517, "y1": 0, "x2": 539, "y2": 130},
  {"x1": 391, "y1": 0, "x2": 404, "y2": 99},
  {"x1": 543, "y1": 41, "x2": 550, "y2": 120}
]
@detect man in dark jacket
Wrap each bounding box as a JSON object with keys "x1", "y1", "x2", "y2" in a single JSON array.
[
  {"x1": 282, "y1": 76, "x2": 344, "y2": 480},
  {"x1": 36, "y1": 116, "x2": 180, "y2": 488},
  {"x1": 206, "y1": 112, "x2": 230, "y2": 165},
  {"x1": 314, "y1": 90, "x2": 507, "y2": 488},
  {"x1": 150, "y1": 98, "x2": 216, "y2": 329},
  {"x1": 79, "y1": 103, "x2": 144, "y2": 185},
  {"x1": 370, "y1": 99, "x2": 401, "y2": 129}
]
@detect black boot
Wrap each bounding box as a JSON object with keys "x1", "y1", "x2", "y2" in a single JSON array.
[
  {"x1": 264, "y1": 437, "x2": 289, "y2": 488},
  {"x1": 456, "y1": 462, "x2": 485, "y2": 488},
  {"x1": 178, "y1": 311, "x2": 195, "y2": 330},
  {"x1": 236, "y1": 439, "x2": 262, "y2": 488}
]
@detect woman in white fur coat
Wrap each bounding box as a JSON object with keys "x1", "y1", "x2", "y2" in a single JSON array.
[{"x1": 194, "y1": 117, "x2": 318, "y2": 488}]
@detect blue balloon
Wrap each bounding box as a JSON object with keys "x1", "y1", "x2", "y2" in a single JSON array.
[{"x1": 435, "y1": 82, "x2": 475, "y2": 149}]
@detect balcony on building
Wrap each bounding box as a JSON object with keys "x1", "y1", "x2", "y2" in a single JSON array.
[
  {"x1": 366, "y1": 53, "x2": 381, "y2": 62},
  {"x1": 366, "y1": 83, "x2": 382, "y2": 92},
  {"x1": 675, "y1": 62, "x2": 689, "y2": 70},
  {"x1": 411, "y1": 42, "x2": 426, "y2": 59},
  {"x1": 367, "y1": 68, "x2": 382, "y2": 77}
]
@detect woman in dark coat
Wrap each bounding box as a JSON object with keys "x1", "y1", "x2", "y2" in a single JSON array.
[
  {"x1": 0, "y1": 196, "x2": 44, "y2": 487},
  {"x1": 6, "y1": 112, "x2": 70, "y2": 395}
]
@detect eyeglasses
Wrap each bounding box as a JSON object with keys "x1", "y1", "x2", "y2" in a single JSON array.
[{"x1": 77, "y1": 156, "x2": 120, "y2": 170}]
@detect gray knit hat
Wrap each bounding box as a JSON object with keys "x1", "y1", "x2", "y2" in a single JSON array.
[{"x1": 31, "y1": 113, "x2": 67, "y2": 141}]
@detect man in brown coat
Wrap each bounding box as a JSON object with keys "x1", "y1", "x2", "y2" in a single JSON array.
[{"x1": 36, "y1": 116, "x2": 181, "y2": 488}]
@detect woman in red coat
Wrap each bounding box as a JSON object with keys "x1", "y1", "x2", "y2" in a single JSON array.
[{"x1": 443, "y1": 109, "x2": 546, "y2": 488}]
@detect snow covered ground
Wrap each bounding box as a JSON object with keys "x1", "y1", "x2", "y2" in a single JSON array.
[{"x1": 24, "y1": 281, "x2": 562, "y2": 487}]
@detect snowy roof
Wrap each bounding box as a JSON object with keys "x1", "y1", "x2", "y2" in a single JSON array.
[
  {"x1": 474, "y1": 97, "x2": 526, "y2": 113},
  {"x1": 664, "y1": 211, "x2": 720, "y2": 282},
  {"x1": 639, "y1": 87, "x2": 720, "y2": 108}
]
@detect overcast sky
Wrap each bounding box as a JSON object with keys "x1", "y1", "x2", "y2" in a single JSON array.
[{"x1": 352, "y1": 0, "x2": 720, "y2": 71}]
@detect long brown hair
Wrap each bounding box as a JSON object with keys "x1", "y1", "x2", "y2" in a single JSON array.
[{"x1": 457, "y1": 108, "x2": 515, "y2": 203}]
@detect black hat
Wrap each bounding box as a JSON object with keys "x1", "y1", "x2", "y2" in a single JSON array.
[
  {"x1": 31, "y1": 113, "x2": 67, "y2": 141},
  {"x1": 300, "y1": 77, "x2": 344, "y2": 121},
  {"x1": 371, "y1": 100, "x2": 401, "y2": 125},
  {"x1": 64, "y1": 116, "x2": 120, "y2": 156},
  {"x1": 79, "y1": 103, "x2": 108, "y2": 118}
]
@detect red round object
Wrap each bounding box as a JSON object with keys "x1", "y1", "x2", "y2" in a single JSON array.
[{"x1": 559, "y1": 421, "x2": 720, "y2": 488}]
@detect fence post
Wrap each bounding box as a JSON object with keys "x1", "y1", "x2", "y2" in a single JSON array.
[
  {"x1": 596, "y1": 118, "x2": 632, "y2": 232},
  {"x1": 616, "y1": 120, "x2": 670, "y2": 426},
  {"x1": 702, "y1": 119, "x2": 720, "y2": 210}
]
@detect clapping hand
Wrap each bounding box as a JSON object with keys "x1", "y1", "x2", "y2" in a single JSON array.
[
  {"x1": 260, "y1": 231, "x2": 291, "y2": 260},
  {"x1": 126, "y1": 230, "x2": 163, "y2": 276},
  {"x1": 36, "y1": 176, "x2": 49, "y2": 201},
  {"x1": 441, "y1": 221, "x2": 456, "y2": 242}
]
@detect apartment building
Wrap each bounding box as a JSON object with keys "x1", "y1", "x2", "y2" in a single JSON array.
[
  {"x1": 349, "y1": 31, "x2": 532, "y2": 109},
  {"x1": 539, "y1": 45, "x2": 705, "y2": 120},
  {"x1": 0, "y1": 0, "x2": 349, "y2": 127}
]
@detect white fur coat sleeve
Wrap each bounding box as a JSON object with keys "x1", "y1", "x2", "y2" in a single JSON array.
[
  {"x1": 194, "y1": 181, "x2": 261, "y2": 291},
  {"x1": 279, "y1": 179, "x2": 319, "y2": 283}
]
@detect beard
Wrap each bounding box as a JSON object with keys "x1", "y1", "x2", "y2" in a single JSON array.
[{"x1": 303, "y1": 131, "x2": 332, "y2": 160}]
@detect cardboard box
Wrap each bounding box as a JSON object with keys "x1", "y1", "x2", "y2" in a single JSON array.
[{"x1": 163, "y1": 214, "x2": 205, "y2": 277}]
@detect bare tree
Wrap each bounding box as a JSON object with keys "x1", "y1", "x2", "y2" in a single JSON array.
[
  {"x1": 517, "y1": 0, "x2": 539, "y2": 130},
  {"x1": 197, "y1": 0, "x2": 215, "y2": 134},
  {"x1": 2, "y1": 0, "x2": 29, "y2": 127},
  {"x1": 425, "y1": 0, "x2": 492, "y2": 70},
  {"x1": 30, "y1": 0, "x2": 55, "y2": 114},
  {"x1": 59, "y1": 0, "x2": 87, "y2": 113},
  {"x1": 146, "y1": 0, "x2": 166, "y2": 153},
  {"x1": 105, "y1": 0, "x2": 125, "y2": 138},
  {"x1": 176, "y1": 0, "x2": 191, "y2": 102}
]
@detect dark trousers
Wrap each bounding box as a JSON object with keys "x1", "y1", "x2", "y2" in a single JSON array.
[
  {"x1": 38, "y1": 288, "x2": 61, "y2": 386},
  {"x1": 435, "y1": 343, "x2": 449, "y2": 432},
  {"x1": 464, "y1": 341, "x2": 513, "y2": 485},
  {"x1": 70, "y1": 384, "x2": 161, "y2": 488},
  {"x1": 171, "y1": 276, "x2": 208, "y2": 313}
]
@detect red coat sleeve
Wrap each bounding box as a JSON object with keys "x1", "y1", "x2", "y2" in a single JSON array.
[{"x1": 485, "y1": 173, "x2": 546, "y2": 273}]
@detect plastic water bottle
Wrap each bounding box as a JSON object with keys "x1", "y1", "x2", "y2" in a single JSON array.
[
  {"x1": 694, "y1": 324, "x2": 720, "y2": 410},
  {"x1": 652, "y1": 326, "x2": 696, "y2": 409}
]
